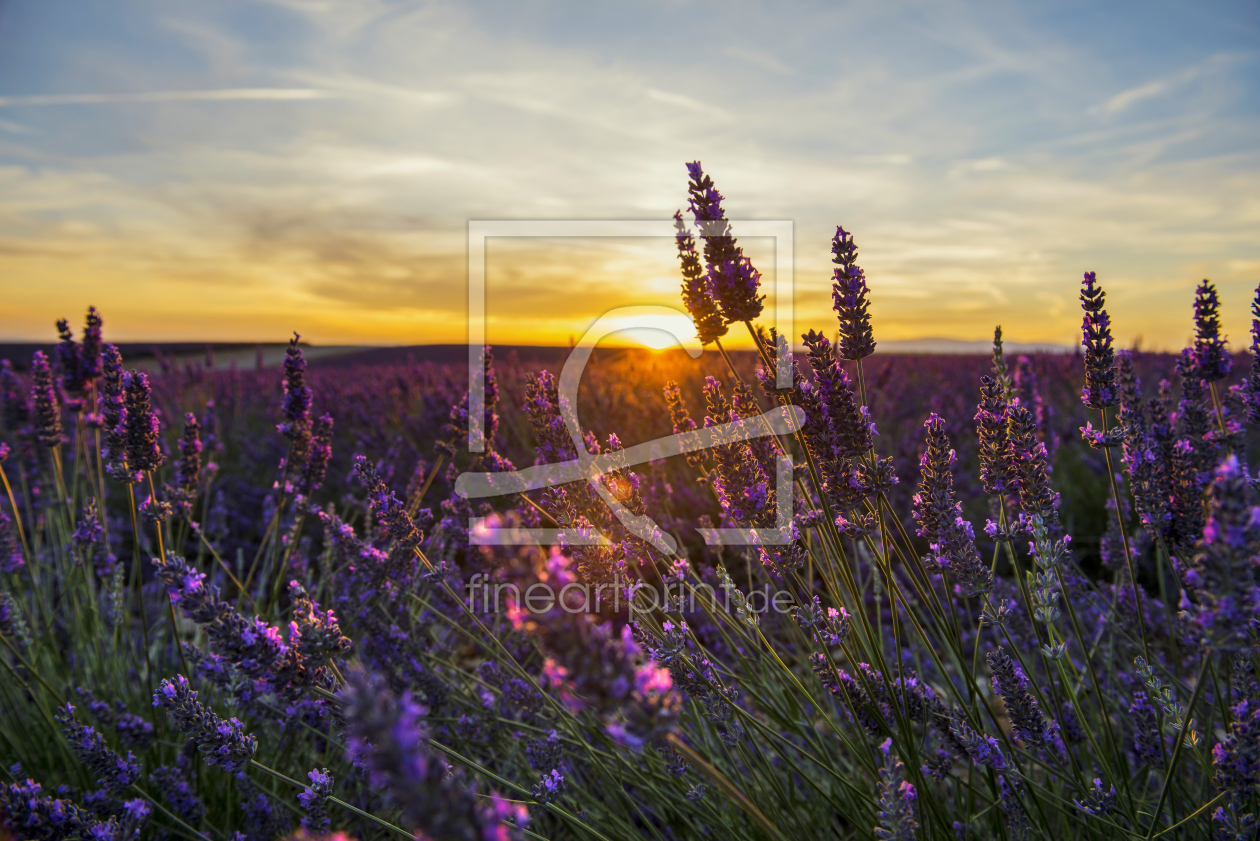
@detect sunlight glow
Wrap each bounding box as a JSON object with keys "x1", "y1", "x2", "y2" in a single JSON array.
[{"x1": 602, "y1": 313, "x2": 700, "y2": 351}]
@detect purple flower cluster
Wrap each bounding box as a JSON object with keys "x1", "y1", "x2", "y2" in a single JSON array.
[
  {"x1": 148, "y1": 765, "x2": 205, "y2": 826},
  {"x1": 1079, "y1": 271, "x2": 1117, "y2": 409},
  {"x1": 1193, "y1": 278, "x2": 1231, "y2": 382},
  {"x1": 673, "y1": 211, "x2": 727, "y2": 345},
  {"x1": 874, "y1": 739, "x2": 918, "y2": 841},
  {"x1": 152, "y1": 676, "x2": 258, "y2": 772},
  {"x1": 279, "y1": 332, "x2": 313, "y2": 467},
  {"x1": 55, "y1": 704, "x2": 141, "y2": 794},
  {"x1": 153, "y1": 553, "x2": 350, "y2": 702},
  {"x1": 297, "y1": 767, "x2": 332, "y2": 834},
  {"x1": 831, "y1": 226, "x2": 876, "y2": 361},
  {"x1": 683, "y1": 162, "x2": 765, "y2": 325},
  {"x1": 29, "y1": 351, "x2": 62, "y2": 449},
  {"x1": 913, "y1": 414, "x2": 992, "y2": 596},
  {"x1": 340, "y1": 670, "x2": 528, "y2": 840},
  {"x1": 122, "y1": 371, "x2": 163, "y2": 476},
  {"x1": 986, "y1": 649, "x2": 1051, "y2": 748},
  {"x1": 1, "y1": 767, "x2": 148, "y2": 841}
]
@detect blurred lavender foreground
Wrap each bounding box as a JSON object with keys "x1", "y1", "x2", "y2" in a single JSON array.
[{"x1": 1, "y1": 164, "x2": 1258, "y2": 841}]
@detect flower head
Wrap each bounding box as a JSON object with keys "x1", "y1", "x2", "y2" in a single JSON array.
[
  {"x1": 1080, "y1": 271, "x2": 1118, "y2": 409},
  {"x1": 831, "y1": 226, "x2": 875, "y2": 360}
]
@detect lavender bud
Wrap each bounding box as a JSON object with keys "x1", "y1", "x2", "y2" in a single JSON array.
[
  {"x1": 99, "y1": 345, "x2": 133, "y2": 482},
  {"x1": 975, "y1": 375, "x2": 1015, "y2": 495},
  {"x1": 298, "y1": 414, "x2": 333, "y2": 496},
  {"x1": 56, "y1": 703, "x2": 141, "y2": 793},
  {"x1": 149, "y1": 766, "x2": 205, "y2": 825},
  {"x1": 831, "y1": 226, "x2": 875, "y2": 360},
  {"x1": 354, "y1": 455, "x2": 423, "y2": 549},
  {"x1": 123, "y1": 371, "x2": 163, "y2": 474},
  {"x1": 1249, "y1": 282, "x2": 1260, "y2": 425},
  {"x1": 1193, "y1": 278, "x2": 1231, "y2": 382},
  {"x1": 279, "y1": 333, "x2": 312, "y2": 466},
  {"x1": 1080, "y1": 271, "x2": 1118, "y2": 409},
  {"x1": 297, "y1": 768, "x2": 332, "y2": 835},
  {"x1": 29, "y1": 351, "x2": 63, "y2": 448},
  {"x1": 986, "y1": 649, "x2": 1050, "y2": 747},
  {"x1": 674, "y1": 211, "x2": 727, "y2": 345},
  {"x1": 685, "y1": 162, "x2": 764, "y2": 325},
  {"x1": 176, "y1": 413, "x2": 202, "y2": 492},
  {"x1": 152, "y1": 676, "x2": 257, "y2": 772},
  {"x1": 874, "y1": 739, "x2": 918, "y2": 841}
]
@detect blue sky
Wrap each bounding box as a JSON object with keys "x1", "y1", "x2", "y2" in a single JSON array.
[{"x1": 0, "y1": 0, "x2": 1256, "y2": 349}]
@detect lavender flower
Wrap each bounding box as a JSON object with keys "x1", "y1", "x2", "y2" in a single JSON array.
[
  {"x1": 975, "y1": 375, "x2": 1015, "y2": 495},
  {"x1": 153, "y1": 554, "x2": 349, "y2": 700},
  {"x1": 152, "y1": 675, "x2": 258, "y2": 772},
  {"x1": 1213, "y1": 699, "x2": 1260, "y2": 792},
  {"x1": 801, "y1": 330, "x2": 879, "y2": 511},
  {"x1": 55, "y1": 319, "x2": 88, "y2": 404},
  {"x1": 29, "y1": 351, "x2": 62, "y2": 448},
  {"x1": 685, "y1": 162, "x2": 764, "y2": 324},
  {"x1": 1249, "y1": 282, "x2": 1260, "y2": 425},
  {"x1": 874, "y1": 739, "x2": 918, "y2": 841},
  {"x1": 149, "y1": 766, "x2": 205, "y2": 826},
  {"x1": 987, "y1": 649, "x2": 1050, "y2": 747},
  {"x1": 235, "y1": 771, "x2": 291, "y2": 841},
  {"x1": 674, "y1": 211, "x2": 727, "y2": 345},
  {"x1": 1193, "y1": 278, "x2": 1231, "y2": 381},
  {"x1": 279, "y1": 333, "x2": 312, "y2": 465},
  {"x1": 74, "y1": 687, "x2": 153, "y2": 752},
  {"x1": 1, "y1": 771, "x2": 132, "y2": 841},
  {"x1": 663, "y1": 381, "x2": 705, "y2": 468},
  {"x1": 948, "y1": 713, "x2": 1007, "y2": 770},
  {"x1": 176, "y1": 413, "x2": 202, "y2": 492},
  {"x1": 1008, "y1": 406, "x2": 1059, "y2": 524},
  {"x1": 297, "y1": 768, "x2": 332, "y2": 835},
  {"x1": 1080, "y1": 271, "x2": 1118, "y2": 409},
  {"x1": 831, "y1": 226, "x2": 876, "y2": 360},
  {"x1": 1072, "y1": 778, "x2": 1116, "y2": 817},
  {"x1": 913, "y1": 414, "x2": 992, "y2": 595},
  {"x1": 353, "y1": 456, "x2": 423, "y2": 549},
  {"x1": 99, "y1": 345, "x2": 132, "y2": 482},
  {"x1": 0, "y1": 590, "x2": 32, "y2": 650},
  {"x1": 122, "y1": 371, "x2": 163, "y2": 474},
  {"x1": 340, "y1": 670, "x2": 527, "y2": 840},
  {"x1": 1182, "y1": 455, "x2": 1260, "y2": 648},
  {"x1": 55, "y1": 703, "x2": 140, "y2": 793},
  {"x1": 81, "y1": 307, "x2": 103, "y2": 382},
  {"x1": 1, "y1": 359, "x2": 31, "y2": 433},
  {"x1": 298, "y1": 413, "x2": 333, "y2": 496},
  {"x1": 1128, "y1": 692, "x2": 1164, "y2": 768}
]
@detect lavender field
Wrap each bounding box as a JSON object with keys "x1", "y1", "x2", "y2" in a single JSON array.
[{"x1": 1, "y1": 164, "x2": 1258, "y2": 841}]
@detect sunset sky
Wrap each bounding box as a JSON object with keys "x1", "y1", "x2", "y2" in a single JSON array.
[{"x1": 0, "y1": 1, "x2": 1257, "y2": 351}]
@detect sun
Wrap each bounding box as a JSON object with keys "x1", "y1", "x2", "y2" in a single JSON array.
[{"x1": 604, "y1": 312, "x2": 699, "y2": 351}]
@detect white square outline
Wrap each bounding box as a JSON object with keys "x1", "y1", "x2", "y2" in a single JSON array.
[{"x1": 465, "y1": 219, "x2": 794, "y2": 452}]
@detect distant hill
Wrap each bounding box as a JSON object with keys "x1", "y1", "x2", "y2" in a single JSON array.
[
  {"x1": 0, "y1": 338, "x2": 1075, "y2": 372},
  {"x1": 874, "y1": 338, "x2": 1074, "y2": 355}
]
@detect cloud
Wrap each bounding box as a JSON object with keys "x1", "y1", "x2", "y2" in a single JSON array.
[
  {"x1": 724, "y1": 46, "x2": 793, "y2": 75},
  {"x1": 0, "y1": 89, "x2": 333, "y2": 107},
  {"x1": 1094, "y1": 52, "x2": 1252, "y2": 115}
]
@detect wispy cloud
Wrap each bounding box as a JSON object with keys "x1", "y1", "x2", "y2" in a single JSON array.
[
  {"x1": 0, "y1": 89, "x2": 333, "y2": 107},
  {"x1": 1094, "y1": 52, "x2": 1253, "y2": 115},
  {"x1": 724, "y1": 46, "x2": 793, "y2": 75}
]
